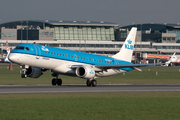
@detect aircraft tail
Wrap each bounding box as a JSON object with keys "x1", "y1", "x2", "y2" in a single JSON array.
[
  {"x1": 4, "y1": 41, "x2": 11, "y2": 63},
  {"x1": 112, "y1": 27, "x2": 137, "y2": 62},
  {"x1": 165, "y1": 52, "x2": 176, "y2": 66}
]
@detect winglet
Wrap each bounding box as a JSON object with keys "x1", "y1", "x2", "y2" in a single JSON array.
[
  {"x1": 112, "y1": 27, "x2": 137, "y2": 62},
  {"x1": 134, "y1": 67, "x2": 142, "y2": 72}
]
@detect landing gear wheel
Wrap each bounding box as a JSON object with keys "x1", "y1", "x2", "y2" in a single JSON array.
[
  {"x1": 86, "y1": 80, "x2": 91, "y2": 87},
  {"x1": 21, "y1": 74, "x2": 25, "y2": 78},
  {"x1": 52, "y1": 78, "x2": 57, "y2": 86},
  {"x1": 91, "y1": 80, "x2": 97, "y2": 87},
  {"x1": 57, "y1": 79, "x2": 62, "y2": 86}
]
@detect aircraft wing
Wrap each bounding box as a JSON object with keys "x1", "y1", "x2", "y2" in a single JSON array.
[
  {"x1": 95, "y1": 63, "x2": 161, "y2": 69},
  {"x1": 70, "y1": 63, "x2": 161, "y2": 71}
]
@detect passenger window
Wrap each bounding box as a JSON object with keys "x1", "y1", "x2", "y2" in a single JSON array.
[
  {"x1": 51, "y1": 52, "x2": 53, "y2": 54},
  {"x1": 46, "y1": 51, "x2": 47, "y2": 53},
  {"x1": 84, "y1": 57, "x2": 86, "y2": 60},
  {"x1": 72, "y1": 55, "x2": 73, "y2": 58},
  {"x1": 69, "y1": 55, "x2": 71, "y2": 57},
  {"x1": 87, "y1": 58, "x2": 89, "y2": 60},
  {"x1": 57, "y1": 53, "x2": 59, "y2": 55},
  {"x1": 60, "y1": 53, "x2": 62, "y2": 56},
  {"x1": 49, "y1": 52, "x2": 50, "y2": 54},
  {"x1": 54, "y1": 53, "x2": 56, "y2": 55}
]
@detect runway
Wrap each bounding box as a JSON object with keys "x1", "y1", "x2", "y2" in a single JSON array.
[{"x1": 0, "y1": 84, "x2": 180, "y2": 94}]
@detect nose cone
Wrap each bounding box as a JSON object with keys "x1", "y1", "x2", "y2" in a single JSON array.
[{"x1": 8, "y1": 53, "x2": 18, "y2": 63}]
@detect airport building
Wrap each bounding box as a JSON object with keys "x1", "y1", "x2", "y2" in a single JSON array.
[{"x1": 1, "y1": 20, "x2": 180, "y2": 62}]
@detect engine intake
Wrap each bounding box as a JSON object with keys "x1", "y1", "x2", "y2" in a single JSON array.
[
  {"x1": 26, "y1": 67, "x2": 43, "y2": 78},
  {"x1": 75, "y1": 66, "x2": 95, "y2": 79}
]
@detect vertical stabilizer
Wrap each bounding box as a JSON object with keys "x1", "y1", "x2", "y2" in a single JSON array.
[{"x1": 112, "y1": 27, "x2": 137, "y2": 62}]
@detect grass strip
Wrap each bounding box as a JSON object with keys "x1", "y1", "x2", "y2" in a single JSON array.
[
  {"x1": 0, "y1": 92, "x2": 180, "y2": 120},
  {"x1": 1, "y1": 65, "x2": 180, "y2": 85}
]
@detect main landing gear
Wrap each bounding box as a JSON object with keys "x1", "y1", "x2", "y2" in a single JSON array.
[
  {"x1": 51, "y1": 73, "x2": 97, "y2": 87},
  {"x1": 52, "y1": 78, "x2": 62, "y2": 86},
  {"x1": 86, "y1": 79, "x2": 97, "y2": 87},
  {"x1": 51, "y1": 73, "x2": 62, "y2": 86}
]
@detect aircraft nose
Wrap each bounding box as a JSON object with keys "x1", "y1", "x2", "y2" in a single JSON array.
[{"x1": 8, "y1": 53, "x2": 18, "y2": 62}]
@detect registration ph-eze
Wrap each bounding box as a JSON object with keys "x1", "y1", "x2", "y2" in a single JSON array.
[{"x1": 125, "y1": 39, "x2": 134, "y2": 50}]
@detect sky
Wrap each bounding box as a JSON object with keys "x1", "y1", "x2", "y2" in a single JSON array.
[{"x1": 0, "y1": 0, "x2": 180, "y2": 26}]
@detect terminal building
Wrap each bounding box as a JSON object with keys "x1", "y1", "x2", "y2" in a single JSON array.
[{"x1": 1, "y1": 20, "x2": 180, "y2": 62}]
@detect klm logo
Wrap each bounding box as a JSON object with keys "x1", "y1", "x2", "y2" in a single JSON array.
[
  {"x1": 89, "y1": 70, "x2": 94, "y2": 75},
  {"x1": 125, "y1": 39, "x2": 133, "y2": 50},
  {"x1": 41, "y1": 46, "x2": 49, "y2": 51}
]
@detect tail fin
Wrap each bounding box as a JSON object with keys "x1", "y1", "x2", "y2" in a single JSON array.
[
  {"x1": 4, "y1": 41, "x2": 11, "y2": 63},
  {"x1": 112, "y1": 27, "x2": 137, "y2": 62}
]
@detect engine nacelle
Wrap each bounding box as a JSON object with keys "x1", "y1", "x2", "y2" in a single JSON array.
[
  {"x1": 26, "y1": 67, "x2": 43, "y2": 78},
  {"x1": 75, "y1": 66, "x2": 95, "y2": 79}
]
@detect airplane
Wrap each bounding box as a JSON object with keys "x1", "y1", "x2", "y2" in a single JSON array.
[
  {"x1": 8, "y1": 27, "x2": 160, "y2": 87},
  {"x1": 4, "y1": 41, "x2": 11, "y2": 63},
  {"x1": 165, "y1": 53, "x2": 180, "y2": 66}
]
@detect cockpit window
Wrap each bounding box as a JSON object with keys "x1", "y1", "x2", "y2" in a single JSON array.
[
  {"x1": 25, "y1": 47, "x2": 30, "y2": 51},
  {"x1": 15, "y1": 46, "x2": 25, "y2": 50},
  {"x1": 15, "y1": 46, "x2": 30, "y2": 51}
]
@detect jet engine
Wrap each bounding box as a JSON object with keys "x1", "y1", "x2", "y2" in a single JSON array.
[
  {"x1": 26, "y1": 67, "x2": 43, "y2": 78},
  {"x1": 75, "y1": 66, "x2": 95, "y2": 79}
]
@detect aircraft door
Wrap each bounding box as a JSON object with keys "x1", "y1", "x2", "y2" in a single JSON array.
[
  {"x1": 34, "y1": 45, "x2": 41, "y2": 59},
  {"x1": 74, "y1": 54, "x2": 78, "y2": 61}
]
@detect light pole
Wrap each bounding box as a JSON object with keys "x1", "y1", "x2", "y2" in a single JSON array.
[
  {"x1": 26, "y1": 21, "x2": 28, "y2": 43},
  {"x1": 0, "y1": 19, "x2": 1, "y2": 40},
  {"x1": 21, "y1": 21, "x2": 23, "y2": 43}
]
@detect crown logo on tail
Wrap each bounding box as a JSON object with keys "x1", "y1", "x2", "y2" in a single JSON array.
[{"x1": 127, "y1": 39, "x2": 132, "y2": 44}]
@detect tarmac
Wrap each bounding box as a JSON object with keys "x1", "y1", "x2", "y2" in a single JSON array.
[{"x1": 0, "y1": 84, "x2": 180, "y2": 94}]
